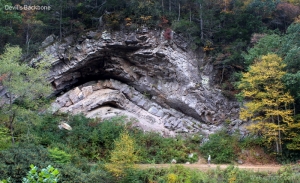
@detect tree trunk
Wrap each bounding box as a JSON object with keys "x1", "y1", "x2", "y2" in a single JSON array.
[
  {"x1": 8, "y1": 85, "x2": 15, "y2": 144},
  {"x1": 190, "y1": 8, "x2": 191, "y2": 22},
  {"x1": 178, "y1": 3, "x2": 180, "y2": 21},
  {"x1": 9, "y1": 113, "x2": 15, "y2": 144},
  {"x1": 275, "y1": 140, "x2": 279, "y2": 154},
  {"x1": 224, "y1": 0, "x2": 227, "y2": 12},
  {"x1": 26, "y1": 24, "x2": 30, "y2": 57},
  {"x1": 294, "y1": 102, "x2": 296, "y2": 116},
  {"x1": 277, "y1": 114, "x2": 282, "y2": 154},
  {"x1": 220, "y1": 65, "x2": 225, "y2": 84},
  {"x1": 199, "y1": 2, "x2": 204, "y2": 40},
  {"x1": 59, "y1": 0, "x2": 62, "y2": 41}
]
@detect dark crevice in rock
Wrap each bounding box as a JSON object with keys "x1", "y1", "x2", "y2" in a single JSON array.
[{"x1": 91, "y1": 102, "x2": 123, "y2": 111}]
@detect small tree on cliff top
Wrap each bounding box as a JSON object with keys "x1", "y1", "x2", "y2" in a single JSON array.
[{"x1": 238, "y1": 54, "x2": 294, "y2": 154}]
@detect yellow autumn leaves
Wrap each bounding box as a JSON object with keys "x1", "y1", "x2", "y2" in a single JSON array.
[
  {"x1": 238, "y1": 54, "x2": 296, "y2": 153},
  {"x1": 105, "y1": 131, "x2": 139, "y2": 178}
]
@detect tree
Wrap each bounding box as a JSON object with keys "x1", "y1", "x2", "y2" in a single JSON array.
[
  {"x1": 238, "y1": 54, "x2": 294, "y2": 153},
  {"x1": 19, "y1": 0, "x2": 45, "y2": 60},
  {"x1": 0, "y1": 0, "x2": 21, "y2": 51},
  {"x1": 247, "y1": 0, "x2": 279, "y2": 22},
  {"x1": 0, "y1": 45, "x2": 52, "y2": 144},
  {"x1": 105, "y1": 130, "x2": 139, "y2": 178},
  {"x1": 242, "y1": 34, "x2": 282, "y2": 66},
  {"x1": 272, "y1": 2, "x2": 300, "y2": 30}
]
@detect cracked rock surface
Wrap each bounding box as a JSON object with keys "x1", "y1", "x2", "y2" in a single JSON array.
[{"x1": 32, "y1": 29, "x2": 241, "y2": 135}]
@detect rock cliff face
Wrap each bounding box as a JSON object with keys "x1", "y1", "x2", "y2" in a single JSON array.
[{"x1": 33, "y1": 29, "x2": 242, "y2": 135}]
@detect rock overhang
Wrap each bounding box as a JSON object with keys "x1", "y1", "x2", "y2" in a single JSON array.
[{"x1": 33, "y1": 29, "x2": 242, "y2": 135}]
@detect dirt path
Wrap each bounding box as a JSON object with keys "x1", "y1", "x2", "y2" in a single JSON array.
[{"x1": 138, "y1": 163, "x2": 282, "y2": 173}]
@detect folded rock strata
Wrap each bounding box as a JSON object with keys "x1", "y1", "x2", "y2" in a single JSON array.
[{"x1": 31, "y1": 29, "x2": 242, "y2": 135}]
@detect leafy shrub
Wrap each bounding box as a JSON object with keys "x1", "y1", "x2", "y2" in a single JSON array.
[
  {"x1": 0, "y1": 127, "x2": 11, "y2": 150},
  {"x1": 48, "y1": 143, "x2": 90, "y2": 171},
  {"x1": 166, "y1": 165, "x2": 192, "y2": 183},
  {"x1": 120, "y1": 164, "x2": 300, "y2": 183},
  {"x1": 58, "y1": 164, "x2": 116, "y2": 183},
  {"x1": 48, "y1": 147, "x2": 71, "y2": 164},
  {"x1": 200, "y1": 130, "x2": 238, "y2": 164},
  {"x1": 242, "y1": 34, "x2": 282, "y2": 66},
  {"x1": 34, "y1": 113, "x2": 200, "y2": 164},
  {"x1": 121, "y1": 165, "x2": 209, "y2": 183},
  {"x1": 134, "y1": 131, "x2": 199, "y2": 164},
  {"x1": 33, "y1": 114, "x2": 127, "y2": 161},
  {"x1": 81, "y1": 169, "x2": 116, "y2": 183},
  {"x1": 0, "y1": 143, "x2": 111, "y2": 183},
  {"x1": 119, "y1": 168, "x2": 149, "y2": 183},
  {"x1": 277, "y1": 145, "x2": 300, "y2": 164},
  {"x1": 22, "y1": 165, "x2": 60, "y2": 183},
  {"x1": 0, "y1": 144, "x2": 53, "y2": 182},
  {"x1": 239, "y1": 135, "x2": 264, "y2": 149},
  {"x1": 166, "y1": 173, "x2": 177, "y2": 183}
]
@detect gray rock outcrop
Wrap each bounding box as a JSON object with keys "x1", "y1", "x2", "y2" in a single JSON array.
[{"x1": 33, "y1": 29, "x2": 241, "y2": 135}]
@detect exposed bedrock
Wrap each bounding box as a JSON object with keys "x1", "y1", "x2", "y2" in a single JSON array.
[{"x1": 33, "y1": 29, "x2": 242, "y2": 135}]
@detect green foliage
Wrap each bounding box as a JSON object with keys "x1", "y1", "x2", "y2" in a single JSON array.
[
  {"x1": 280, "y1": 23, "x2": 300, "y2": 100},
  {"x1": 0, "y1": 127, "x2": 11, "y2": 150},
  {"x1": 121, "y1": 165, "x2": 202, "y2": 183},
  {"x1": 0, "y1": 179, "x2": 10, "y2": 183},
  {"x1": 0, "y1": 0, "x2": 21, "y2": 50},
  {"x1": 200, "y1": 130, "x2": 238, "y2": 164},
  {"x1": 32, "y1": 114, "x2": 127, "y2": 161},
  {"x1": 121, "y1": 164, "x2": 300, "y2": 183},
  {"x1": 133, "y1": 131, "x2": 199, "y2": 164},
  {"x1": 33, "y1": 113, "x2": 200, "y2": 164},
  {"x1": 242, "y1": 23, "x2": 300, "y2": 107},
  {"x1": 222, "y1": 40, "x2": 248, "y2": 67},
  {"x1": 0, "y1": 45, "x2": 52, "y2": 102},
  {"x1": 122, "y1": 0, "x2": 161, "y2": 27},
  {"x1": 215, "y1": 11, "x2": 263, "y2": 43},
  {"x1": 165, "y1": 165, "x2": 193, "y2": 183},
  {"x1": 239, "y1": 135, "x2": 264, "y2": 149},
  {"x1": 247, "y1": 0, "x2": 279, "y2": 19},
  {"x1": 120, "y1": 168, "x2": 160, "y2": 183},
  {"x1": 57, "y1": 163, "x2": 116, "y2": 183},
  {"x1": 0, "y1": 144, "x2": 53, "y2": 182},
  {"x1": 0, "y1": 45, "x2": 52, "y2": 144},
  {"x1": 278, "y1": 165, "x2": 300, "y2": 182},
  {"x1": 48, "y1": 148, "x2": 71, "y2": 164},
  {"x1": 172, "y1": 19, "x2": 200, "y2": 49},
  {"x1": 242, "y1": 34, "x2": 282, "y2": 66},
  {"x1": 0, "y1": 142, "x2": 115, "y2": 183},
  {"x1": 22, "y1": 165, "x2": 59, "y2": 183}
]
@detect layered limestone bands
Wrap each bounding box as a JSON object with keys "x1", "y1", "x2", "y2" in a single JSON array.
[
  {"x1": 35, "y1": 29, "x2": 241, "y2": 135},
  {"x1": 52, "y1": 79, "x2": 221, "y2": 135}
]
